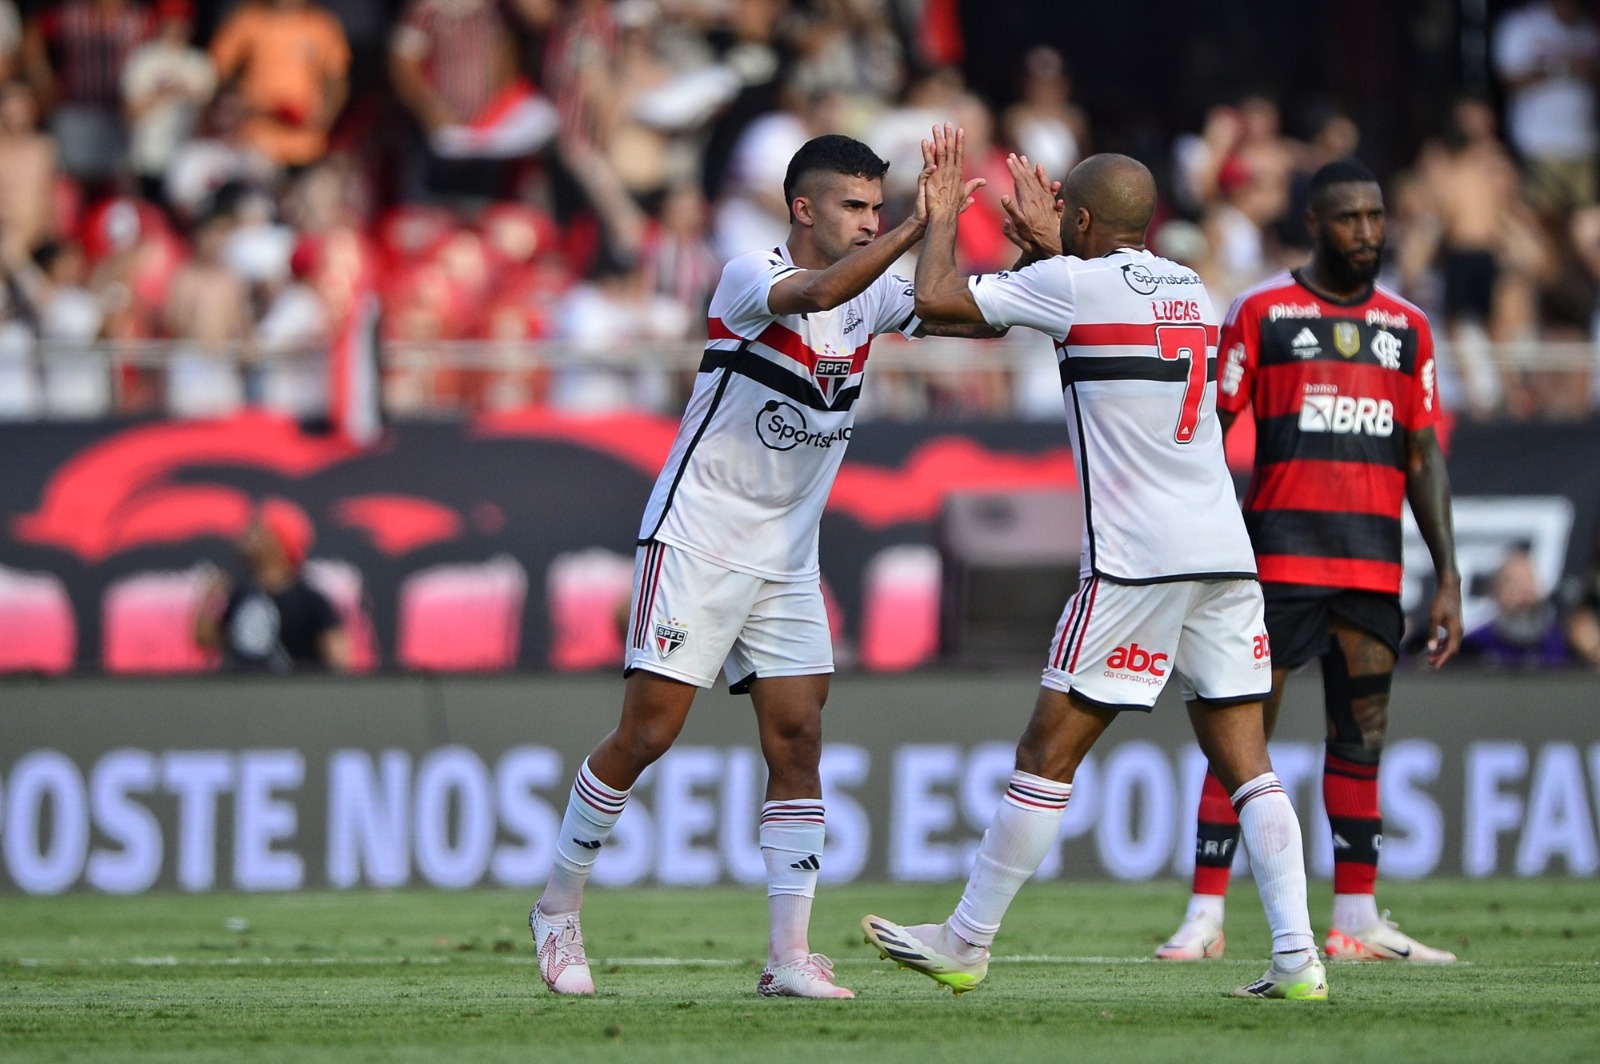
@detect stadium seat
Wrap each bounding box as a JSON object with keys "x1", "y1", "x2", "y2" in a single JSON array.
[
  {"x1": 304, "y1": 558, "x2": 379, "y2": 673},
  {"x1": 938, "y1": 489, "x2": 1083, "y2": 662},
  {"x1": 859, "y1": 545, "x2": 942, "y2": 671},
  {"x1": 0, "y1": 564, "x2": 76, "y2": 674},
  {"x1": 101, "y1": 567, "x2": 218, "y2": 674},
  {"x1": 545, "y1": 548, "x2": 634, "y2": 671},
  {"x1": 396, "y1": 555, "x2": 528, "y2": 671}
]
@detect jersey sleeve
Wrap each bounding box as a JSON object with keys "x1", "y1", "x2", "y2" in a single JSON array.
[
  {"x1": 966, "y1": 258, "x2": 1075, "y2": 339},
  {"x1": 1214, "y1": 293, "x2": 1260, "y2": 416},
  {"x1": 709, "y1": 252, "x2": 800, "y2": 337},
  {"x1": 1410, "y1": 315, "x2": 1440, "y2": 429},
  {"x1": 872, "y1": 271, "x2": 920, "y2": 338}
]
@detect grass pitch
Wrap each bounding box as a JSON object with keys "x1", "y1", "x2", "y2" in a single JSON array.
[{"x1": 2, "y1": 879, "x2": 1597, "y2": 1063}]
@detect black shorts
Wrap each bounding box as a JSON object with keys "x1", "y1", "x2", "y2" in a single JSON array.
[
  {"x1": 1442, "y1": 248, "x2": 1497, "y2": 324},
  {"x1": 1262, "y1": 584, "x2": 1404, "y2": 672}
]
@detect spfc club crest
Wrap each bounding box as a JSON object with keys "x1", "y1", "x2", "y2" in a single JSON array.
[
  {"x1": 814, "y1": 357, "x2": 852, "y2": 405},
  {"x1": 1333, "y1": 321, "x2": 1362, "y2": 358},
  {"x1": 654, "y1": 620, "x2": 688, "y2": 658}
]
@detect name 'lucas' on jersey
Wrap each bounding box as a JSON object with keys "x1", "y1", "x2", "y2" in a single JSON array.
[
  {"x1": 1215, "y1": 271, "x2": 1439, "y2": 595},
  {"x1": 636, "y1": 246, "x2": 919, "y2": 583}
]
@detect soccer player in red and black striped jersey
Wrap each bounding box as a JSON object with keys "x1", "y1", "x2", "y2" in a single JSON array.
[{"x1": 1157, "y1": 158, "x2": 1464, "y2": 965}]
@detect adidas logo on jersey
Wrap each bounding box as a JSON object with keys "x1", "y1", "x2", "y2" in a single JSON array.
[{"x1": 1291, "y1": 328, "x2": 1321, "y2": 358}]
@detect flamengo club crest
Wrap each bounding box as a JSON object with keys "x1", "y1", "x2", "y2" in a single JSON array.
[
  {"x1": 654, "y1": 620, "x2": 688, "y2": 658},
  {"x1": 814, "y1": 343, "x2": 852, "y2": 405},
  {"x1": 1333, "y1": 321, "x2": 1362, "y2": 358}
]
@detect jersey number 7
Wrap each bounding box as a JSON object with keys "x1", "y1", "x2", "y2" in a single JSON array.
[{"x1": 1156, "y1": 324, "x2": 1209, "y2": 444}]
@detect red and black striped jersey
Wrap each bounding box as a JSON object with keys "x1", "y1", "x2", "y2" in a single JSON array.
[{"x1": 1215, "y1": 271, "x2": 1439, "y2": 595}]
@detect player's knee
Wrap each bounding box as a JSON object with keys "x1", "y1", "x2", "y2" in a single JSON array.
[
  {"x1": 763, "y1": 713, "x2": 822, "y2": 760},
  {"x1": 614, "y1": 716, "x2": 684, "y2": 766}
]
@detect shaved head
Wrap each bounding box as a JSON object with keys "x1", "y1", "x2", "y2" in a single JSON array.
[{"x1": 1062, "y1": 154, "x2": 1157, "y2": 252}]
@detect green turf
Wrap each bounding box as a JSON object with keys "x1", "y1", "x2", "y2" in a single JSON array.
[{"x1": 2, "y1": 879, "x2": 1597, "y2": 1063}]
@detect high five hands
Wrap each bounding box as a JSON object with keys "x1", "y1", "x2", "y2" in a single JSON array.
[
  {"x1": 1001, "y1": 153, "x2": 1065, "y2": 259},
  {"x1": 916, "y1": 124, "x2": 987, "y2": 226}
]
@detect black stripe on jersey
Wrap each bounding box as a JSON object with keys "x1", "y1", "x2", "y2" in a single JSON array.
[
  {"x1": 1059, "y1": 355, "x2": 1218, "y2": 389},
  {"x1": 700, "y1": 347, "x2": 860, "y2": 412},
  {"x1": 1254, "y1": 414, "x2": 1409, "y2": 468},
  {"x1": 1068, "y1": 380, "x2": 1097, "y2": 574},
  {"x1": 639, "y1": 342, "x2": 749, "y2": 545},
  {"x1": 1093, "y1": 568, "x2": 1259, "y2": 586},
  {"x1": 1245, "y1": 509, "x2": 1402, "y2": 562}
]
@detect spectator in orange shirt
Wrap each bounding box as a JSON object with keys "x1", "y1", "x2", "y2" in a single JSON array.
[{"x1": 210, "y1": 0, "x2": 350, "y2": 169}]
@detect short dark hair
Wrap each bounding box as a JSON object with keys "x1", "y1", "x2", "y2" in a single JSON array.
[
  {"x1": 782, "y1": 135, "x2": 890, "y2": 220},
  {"x1": 1308, "y1": 157, "x2": 1380, "y2": 210}
]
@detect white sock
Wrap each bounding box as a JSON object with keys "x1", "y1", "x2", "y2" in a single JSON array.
[
  {"x1": 539, "y1": 760, "x2": 629, "y2": 915},
  {"x1": 1185, "y1": 893, "x2": 1226, "y2": 926},
  {"x1": 1332, "y1": 892, "x2": 1381, "y2": 933},
  {"x1": 1232, "y1": 773, "x2": 1315, "y2": 957},
  {"x1": 760, "y1": 799, "x2": 826, "y2": 966},
  {"x1": 949, "y1": 771, "x2": 1070, "y2": 949}
]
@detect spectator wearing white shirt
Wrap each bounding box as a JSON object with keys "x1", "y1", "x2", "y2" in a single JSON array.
[
  {"x1": 122, "y1": 0, "x2": 214, "y2": 205},
  {"x1": 1492, "y1": 0, "x2": 1600, "y2": 218}
]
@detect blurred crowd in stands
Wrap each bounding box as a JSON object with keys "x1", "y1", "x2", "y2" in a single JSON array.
[{"x1": 0, "y1": 0, "x2": 1599, "y2": 422}]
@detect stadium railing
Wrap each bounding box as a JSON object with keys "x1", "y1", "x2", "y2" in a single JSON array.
[{"x1": 0, "y1": 336, "x2": 1596, "y2": 422}]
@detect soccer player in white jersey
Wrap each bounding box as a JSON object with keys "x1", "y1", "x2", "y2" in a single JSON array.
[
  {"x1": 529, "y1": 133, "x2": 991, "y2": 999},
  {"x1": 861, "y1": 126, "x2": 1328, "y2": 1001}
]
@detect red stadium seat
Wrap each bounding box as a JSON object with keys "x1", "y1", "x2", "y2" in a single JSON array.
[
  {"x1": 546, "y1": 548, "x2": 634, "y2": 671},
  {"x1": 101, "y1": 568, "x2": 218, "y2": 674},
  {"x1": 396, "y1": 555, "x2": 528, "y2": 671},
  {"x1": 0, "y1": 564, "x2": 77, "y2": 674},
  {"x1": 859, "y1": 545, "x2": 942, "y2": 671}
]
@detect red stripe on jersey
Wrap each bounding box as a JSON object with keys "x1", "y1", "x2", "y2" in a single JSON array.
[
  {"x1": 1255, "y1": 555, "x2": 1402, "y2": 594},
  {"x1": 1253, "y1": 361, "x2": 1419, "y2": 422},
  {"x1": 1247, "y1": 460, "x2": 1405, "y2": 516},
  {"x1": 1065, "y1": 323, "x2": 1219, "y2": 347},
  {"x1": 708, "y1": 317, "x2": 869, "y2": 372}
]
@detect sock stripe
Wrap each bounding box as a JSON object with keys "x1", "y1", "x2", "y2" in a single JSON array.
[
  {"x1": 1323, "y1": 754, "x2": 1379, "y2": 781},
  {"x1": 1231, "y1": 778, "x2": 1285, "y2": 814},
  {"x1": 574, "y1": 766, "x2": 628, "y2": 815},
  {"x1": 761, "y1": 801, "x2": 826, "y2": 826},
  {"x1": 1004, "y1": 774, "x2": 1071, "y2": 812}
]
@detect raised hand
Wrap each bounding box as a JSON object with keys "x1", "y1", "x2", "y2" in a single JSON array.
[
  {"x1": 1000, "y1": 153, "x2": 1064, "y2": 258},
  {"x1": 922, "y1": 123, "x2": 986, "y2": 223}
]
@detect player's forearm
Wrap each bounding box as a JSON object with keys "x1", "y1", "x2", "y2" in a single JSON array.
[
  {"x1": 784, "y1": 216, "x2": 925, "y2": 313},
  {"x1": 914, "y1": 213, "x2": 982, "y2": 323},
  {"x1": 1406, "y1": 429, "x2": 1459, "y2": 583}
]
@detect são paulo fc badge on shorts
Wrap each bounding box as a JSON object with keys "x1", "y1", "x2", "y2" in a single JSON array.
[{"x1": 654, "y1": 619, "x2": 688, "y2": 658}]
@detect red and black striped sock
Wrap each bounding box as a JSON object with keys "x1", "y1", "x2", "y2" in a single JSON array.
[
  {"x1": 1193, "y1": 770, "x2": 1241, "y2": 896},
  {"x1": 1324, "y1": 744, "x2": 1381, "y2": 896}
]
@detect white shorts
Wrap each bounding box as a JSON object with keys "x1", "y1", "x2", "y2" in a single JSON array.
[
  {"x1": 1042, "y1": 576, "x2": 1272, "y2": 711},
  {"x1": 623, "y1": 540, "x2": 833, "y2": 691}
]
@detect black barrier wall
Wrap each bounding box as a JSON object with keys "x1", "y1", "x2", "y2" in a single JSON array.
[{"x1": 1, "y1": 671, "x2": 1596, "y2": 894}]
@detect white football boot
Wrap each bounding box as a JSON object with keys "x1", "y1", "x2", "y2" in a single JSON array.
[
  {"x1": 1233, "y1": 952, "x2": 1330, "y2": 1001},
  {"x1": 1155, "y1": 911, "x2": 1226, "y2": 961},
  {"x1": 1324, "y1": 912, "x2": 1457, "y2": 964},
  {"x1": 529, "y1": 904, "x2": 596, "y2": 995},
  {"x1": 756, "y1": 953, "x2": 855, "y2": 999},
  {"x1": 861, "y1": 915, "x2": 989, "y2": 995}
]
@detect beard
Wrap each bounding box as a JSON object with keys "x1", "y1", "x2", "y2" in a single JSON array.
[{"x1": 1318, "y1": 233, "x2": 1384, "y2": 290}]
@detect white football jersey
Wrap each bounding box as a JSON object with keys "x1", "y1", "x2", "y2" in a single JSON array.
[
  {"x1": 969, "y1": 248, "x2": 1256, "y2": 583},
  {"x1": 639, "y1": 246, "x2": 919, "y2": 580}
]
